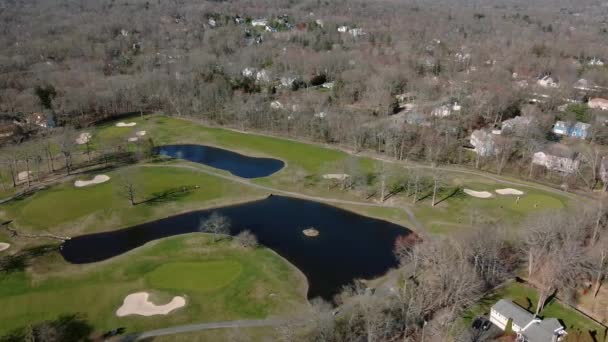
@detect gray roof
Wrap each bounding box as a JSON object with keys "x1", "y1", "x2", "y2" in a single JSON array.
[
  {"x1": 522, "y1": 318, "x2": 564, "y2": 342},
  {"x1": 492, "y1": 300, "x2": 565, "y2": 342},
  {"x1": 492, "y1": 299, "x2": 533, "y2": 328}
]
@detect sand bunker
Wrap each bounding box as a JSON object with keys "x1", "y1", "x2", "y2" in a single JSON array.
[
  {"x1": 116, "y1": 292, "x2": 186, "y2": 317},
  {"x1": 127, "y1": 137, "x2": 139, "y2": 142},
  {"x1": 76, "y1": 132, "x2": 92, "y2": 145},
  {"x1": 17, "y1": 171, "x2": 32, "y2": 182},
  {"x1": 463, "y1": 189, "x2": 493, "y2": 198},
  {"x1": 116, "y1": 122, "x2": 137, "y2": 127},
  {"x1": 136, "y1": 130, "x2": 147, "y2": 137},
  {"x1": 322, "y1": 174, "x2": 350, "y2": 181},
  {"x1": 74, "y1": 175, "x2": 110, "y2": 187},
  {"x1": 495, "y1": 188, "x2": 524, "y2": 195},
  {"x1": 0, "y1": 243, "x2": 10, "y2": 252},
  {"x1": 303, "y1": 228, "x2": 320, "y2": 237}
]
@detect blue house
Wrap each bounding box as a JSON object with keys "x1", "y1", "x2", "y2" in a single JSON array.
[{"x1": 553, "y1": 121, "x2": 590, "y2": 139}]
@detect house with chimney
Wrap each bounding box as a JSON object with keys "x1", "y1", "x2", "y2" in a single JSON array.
[
  {"x1": 490, "y1": 300, "x2": 567, "y2": 342},
  {"x1": 532, "y1": 144, "x2": 580, "y2": 174}
]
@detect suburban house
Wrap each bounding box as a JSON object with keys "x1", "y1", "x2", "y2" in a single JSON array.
[
  {"x1": 588, "y1": 98, "x2": 608, "y2": 110},
  {"x1": 432, "y1": 105, "x2": 452, "y2": 117},
  {"x1": 600, "y1": 157, "x2": 608, "y2": 189},
  {"x1": 470, "y1": 129, "x2": 499, "y2": 156},
  {"x1": 533, "y1": 145, "x2": 580, "y2": 174},
  {"x1": 501, "y1": 116, "x2": 537, "y2": 135},
  {"x1": 552, "y1": 121, "x2": 590, "y2": 139},
  {"x1": 490, "y1": 300, "x2": 567, "y2": 342},
  {"x1": 537, "y1": 75, "x2": 559, "y2": 88},
  {"x1": 251, "y1": 18, "x2": 268, "y2": 27}
]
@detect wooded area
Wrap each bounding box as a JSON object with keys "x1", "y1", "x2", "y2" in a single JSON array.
[{"x1": 2, "y1": 0, "x2": 608, "y2": 188}]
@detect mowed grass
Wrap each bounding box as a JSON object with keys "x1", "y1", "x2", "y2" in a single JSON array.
[
  {"x1": 464, "y1": 282, "x2": 606, "y2": 341},
  {"x1": 2, "y1": 165, "x2": 265, "y2": 234},
  {"x1": 0, "y1": 234, "x2": 308, "y2": 336},
  {"x1": 94, "y1": 115, "x2": 349, "y2": 174},
  {"x1": 146, "y1": 261, "x2": 243, "y2": 292},
  {"x1": 412, "y1": 181, "x2": 567, "y2": 234}
]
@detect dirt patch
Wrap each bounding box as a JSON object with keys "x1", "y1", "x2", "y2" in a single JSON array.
[
  {"x1": 76, "y1": 132, "x2": 92, "y2": 145},
  {"x1": 322, "y1": 174, "x2": 350, "y2": 180},
  {"x1": 495, "y1": 188, "x2": 524, "y2": 195},
  {"x1": 303, "y1": 228, "x2": 319, "y2": 237},
  {"x1": 116, "y1": 292, "x2": 186, "y2": 317},
  {"x1": 463, "y1": 189, "x2": 493, "y2": 198},
  {"x1": 74, "y1": 175, "x2": 110, "y2": 187},
  {"x1": 116, "y1": 122, "x2": 137, "y2": 127}
]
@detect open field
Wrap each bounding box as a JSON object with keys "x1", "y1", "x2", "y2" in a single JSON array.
[
  {"x1": 1, "y1": 164, "x2": 266, "y2": 235},
  {"x1": 464, "y1": 282, "x2": 606, "y2": 341},
  {"x1": 0, "y1": 114, "x2": 589, "y2": 340},
  {"x1": 0, "y1": 234, "x2": 308, "y2": 336}
]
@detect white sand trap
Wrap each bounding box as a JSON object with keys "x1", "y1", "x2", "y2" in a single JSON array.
[
  {"x1": 136, "y1": 130, "x2": 147, "y2": 137},
  {"x1": 0, "y1": 243, "x2": 10, "y2": 252},
  {"x1": 322, "y1": 173, "x2": 350, "y2": 181},
  {"x1": 116, "y1": 292, "x2": 186, "y2": 317},
  {"x1": 76, "y1": 132, "x2": 92, "y2": 145},
  {"x1": 116, "y1": 122, "x2": 137, "y2": 127},
  {"x1": 495, "y1": 188, "x2": 524, "y2": 195},
  {"x1": 127, "y1": 137, "x2": 139, "y2": 142},
  {"x1": 17, "y1": 171, "x2": 32, "y2": 182},
  {"x1": 74, "y1": 175, "x2": 110, "y2": 187},
  {"x1": 464, "y1": 189, "x2": 493, "y2": 198}
]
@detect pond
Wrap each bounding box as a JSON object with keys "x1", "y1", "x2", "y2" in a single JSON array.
[
  {"x1": 156, "y1": 144, "x2": 284, "y2": 178},
  {"x1": 61, "y1": 196, "x2": 411, "y2": 300}
]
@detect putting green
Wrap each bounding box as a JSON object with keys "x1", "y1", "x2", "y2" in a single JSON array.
[{"x1": 146, "y1": 261, "x2": 243, "y2": 292}]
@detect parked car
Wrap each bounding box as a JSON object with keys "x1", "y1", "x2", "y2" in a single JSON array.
[
  {"x1": 472, "y1": 318, "x2": 483, "y2": 329},
  {"x1": 482, "y1": 320, "x2": 492, "y2": 331}
]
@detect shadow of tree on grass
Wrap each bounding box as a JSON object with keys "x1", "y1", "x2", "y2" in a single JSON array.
[
  {"x1": 0, "y1": 313, "x2": 93, "y2": 342},
  {"x1": 0, "y1": 244, "x2": 59, "y2": 274}
]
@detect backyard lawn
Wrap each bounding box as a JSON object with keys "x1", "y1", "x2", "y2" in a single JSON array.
[
  {"x1": 464, "y1": 282, "x2": 605, "y2": 341},
  {"x1": 0, "y1": 234, "x2": 308, "y2": 336}
]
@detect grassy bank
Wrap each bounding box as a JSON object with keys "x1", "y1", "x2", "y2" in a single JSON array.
[
  {"x1": 0, "y1": 234, "x2": 308, "y2": 336},
  {"x1": 2, "y1": 164, "x2": 265, "y2": 235}
]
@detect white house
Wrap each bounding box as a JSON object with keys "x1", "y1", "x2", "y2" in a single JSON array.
[
  {"x1": 337, "y1": 25, "x2": 349, "y2": 33},
  {"x1": 533, "y1": 145, "x2": 579, "y2": 174},
  {"x1": 490, "y1": 300, "x2": 567, "y2": 342},
  {"x1": 537, "y1": 76, "x2": 559, "y2": 88},
  {"x1": 502, "y1": 116, "x2": 536, "y2": 135},
  {"x1": 251, "y1": 18, "x2": 268, "y2": 27},
  {"x1": 432, "y1": 105, "x2": 452, "y2": 117},
  {"x1": 588, "y1": 58, "x2": 604, "y2": 66},
  {"x1": 588, "y1": 98, "x2": 608, "y2": 110},
  {"x1": 470, "y1": 129, "x2": 499, "y2": 156},
  {"x1": 348, "y1": 28, "x2": 365, "y2": 37},
  {"x1": 270, "y1": 101, "x2": 283, "y2": 109}
]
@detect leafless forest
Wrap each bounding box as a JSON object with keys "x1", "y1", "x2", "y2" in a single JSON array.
[
  {"x1": 2, "y1": 0, "x2": 608, "y2": 340},
  {"x1": 2, "y1": 0, "x2": 608, "y2": 186}
]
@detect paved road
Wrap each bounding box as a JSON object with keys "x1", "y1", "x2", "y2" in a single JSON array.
[{"x1": 120, "y1": 318, "x2": 293, "y2": 341}]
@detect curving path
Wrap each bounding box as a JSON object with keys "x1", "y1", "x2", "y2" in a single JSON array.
[
  {"x1": 141, "y1": 163, "x2": 427, "y2": 234},
  {"x1": 120, "y1": 318, "x2": 294, "y2": 341}
]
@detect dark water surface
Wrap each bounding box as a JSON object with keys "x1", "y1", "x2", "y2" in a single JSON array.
[
  {"x1": 156, "y1": 144, "x2": 284, "y2": 178},
  {"x1": 61, "y1": 196, "x2": 410, "y2": 300}
]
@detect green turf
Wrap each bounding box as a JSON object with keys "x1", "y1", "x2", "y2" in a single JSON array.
[
  {"x1": 0, "y1": 234, "x2": 308, "y2": 336},
  {"x1": 2, "y1": 165, "x2": 264, "y2": 233},
  {"x1": 146, "y1": 261, "x2": 243, "y2": 292}
]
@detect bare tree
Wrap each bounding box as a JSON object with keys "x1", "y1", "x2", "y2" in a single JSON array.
[
  {"x1": 199, "y1": 212, "x2": 231, "y2": 242},
  {"x1": 56, "y1": 127, "x2": 77, "y2": 175},
  {"x1": 117, "y1": 171, "x2": 138, "y2": 205},
  {"x1": 234, "y1": 230, "x2": 258, "y2": 248}
]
